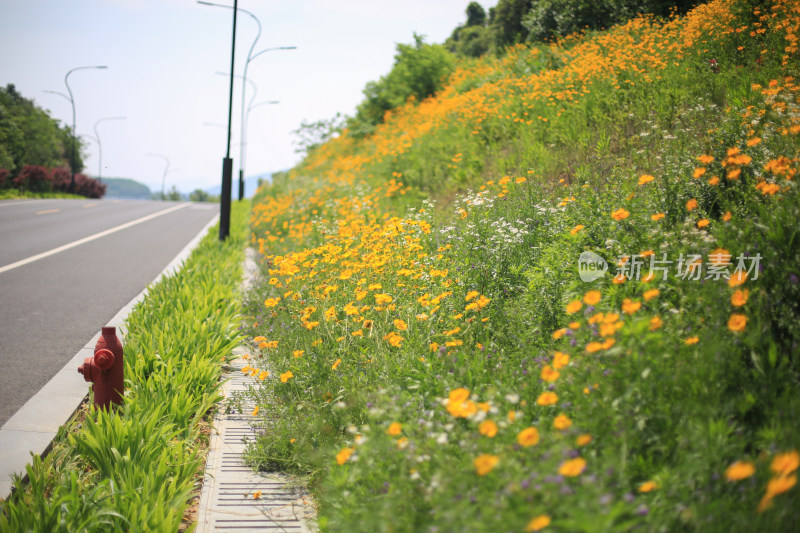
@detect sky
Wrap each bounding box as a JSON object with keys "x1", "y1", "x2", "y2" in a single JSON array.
[{"x1": 0, "y1": 0, "x2": 497, "y2": 194}]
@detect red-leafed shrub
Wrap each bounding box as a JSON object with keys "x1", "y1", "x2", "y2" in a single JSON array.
[
  {"x1": 13, "y1": 165, "x2": 53, "y2": 192},
  {"x1": 51, "y1": 167, "x2": 71, "y2": 191},
  {"x1": 73, "y1": 173, "x2": 106, "y2": 199}
]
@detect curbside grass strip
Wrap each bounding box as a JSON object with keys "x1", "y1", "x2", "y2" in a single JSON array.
[
  {"x1": 0, "y1": 212, "x2": 219, "y2": 500},
  {"x1": 0, "y1": 202, "x2": 249, "y2": 529}
]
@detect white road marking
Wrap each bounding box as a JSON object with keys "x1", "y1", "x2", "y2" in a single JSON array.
[{"x1": 0, "y1": 202, "x2": 192, "y2": 275}]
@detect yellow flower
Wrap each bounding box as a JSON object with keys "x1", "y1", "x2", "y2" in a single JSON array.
[
  {"x1": 479, "y1": 420, "x2": 498, "y2": 438},
  {"x1": 553, "y1": 414, "x2": 572, "y2": 430},
  {"x1": 576, "y1": 434, "x2": 592, "y2": 447},
  {"x1": 558, "y1": 457, "x2": 586, "y2": 477},
  {"x1": 537, "y1": 391, "x2": 558, "y2": 406},
  {"x1": 731, "y1": 289, "x2": 749, "y2": 307},
  {"x1": 611, "y1": 208, "x2": 630, "y2": 221},
  {"x1": 526, "y1": 514, "x2": 551, "y2": 531},
  {"x1": 474, "y1": 454, "x2": 499, "y2": 476},
  {"x1": 583, "y1": 290, "x2": 601, "y2": 305},
  {"x1": 293, "y1": 349, "x2": 304, "y2": 358},
  {"x1": 465, "y1": 290, "x2": 479, "y2": 301},
  {"x1": 685, "y1": 336, "x2": 700, "y2": 345},
  {"x1": 331, "y1": 358, "x2": 342, "y2": 370},
  {"x1": 375, "y1": 293, "x2": 393, "y2": 305},
  {"x1": 517, "y1": 427, "x2": 540, "y2": 447},
  {"x1": 638, "y1": 174, "x2": 655, "y2": 185},
  {"x1": 639, "y1": 481, "x2": 658, "y2": 493},
  {"x1": 258, "y1": 371, "x2": 269, "y2": 381},
  {"x1": 552, "y1": 328, "x2": 567, "y2": 340},
  {"x1": 728, "y1": 314, "x2": 747, "y2": 333},
  {"x1": 280, "y1": 370, "x2": 294, "y2": 383},
  {"x1": 725, "y1": 460, "x2": 755, "y2": 481},
  {"x1": 387, "y1": 422, "x2": 402, "y2": 436},
  {"x1": 566, "y1": 299, "x2": 582, "y2": 314},
  {"x1": 251, "y1": 406, "x2": 260, "y2": 417},
  {"x1": 394, "y1": 319, "x2": 408, "y2": 331},
  {"x1": 759, "y1": 475, "x2": 797, "y2": 512},
  {"x1": 264, "y1": 297, "x2": 280, "y2": 307},
  {"x1": 336, "y1": 447, "x2": 354, "y2": 465},
  {"x1": 771, "y1": 450, "x2": 800, "y2": 476}
]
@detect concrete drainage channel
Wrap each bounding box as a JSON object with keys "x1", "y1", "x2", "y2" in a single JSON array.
[{"x1": 197, "y1": 247, "x2": 315, "y2": 533}]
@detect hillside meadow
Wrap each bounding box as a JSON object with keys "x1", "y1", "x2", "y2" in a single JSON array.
[{"x1": 240, "y1": 0, "x2": 800, "y2": 530}]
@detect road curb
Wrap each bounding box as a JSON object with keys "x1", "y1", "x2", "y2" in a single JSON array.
[{"x1": 0, "y1": 211, "x2": 220, "y2": 500}]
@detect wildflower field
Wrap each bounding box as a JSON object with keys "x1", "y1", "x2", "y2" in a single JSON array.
[{"x1": 241, "y1": 0, "x2": 800, "y2": 530}]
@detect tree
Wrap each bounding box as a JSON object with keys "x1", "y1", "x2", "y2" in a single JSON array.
[
  {"x1": 466, "y1": 2, "x2": 488, "y2": 26},
  {"x1": 350, "y1": 34, "x2": 455, "y2": 135},
  {"x1": 491, "y1": 0, "x2": 534, "y2": 48},
  {"x1": 292, "y1": 113, "x2": 346, "y2": 155}
]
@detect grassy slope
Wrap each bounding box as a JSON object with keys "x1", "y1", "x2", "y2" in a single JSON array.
[{"x1": 243, "y1": 1, "x2": 799, "y2": 531}]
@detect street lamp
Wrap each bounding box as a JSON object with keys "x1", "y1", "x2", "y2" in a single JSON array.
[
  {"x1": 64, "y1": 65, "x2": 108, "y2": 193},
  {"x1": 146, "y1": 153, "x2": 170, "y2": 200},
  {"x1": 198, "y1": 1, "x2": 295, "y2": 200},
  {"x1": 93, "y1": 117, "x2": 125, "y2": 182}
]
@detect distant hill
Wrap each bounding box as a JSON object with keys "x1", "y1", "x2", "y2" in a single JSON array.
[
  {"x1": 206, "y1": 172, "x2": 275, "y2": 199},
  {"x1": 101, "y1": 178, "x2": 152, "y2": 199}
]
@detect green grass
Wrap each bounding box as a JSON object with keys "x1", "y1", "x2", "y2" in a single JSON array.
[
  {"x1": 0, "y1": 189, "x2": 85, "y2": 200},
  {"x1": 240, "y1": 1, "x2": 800, "y2": 531},
  {"x1": 0, "y1": 201, "x2": 250, "y2": 531}
]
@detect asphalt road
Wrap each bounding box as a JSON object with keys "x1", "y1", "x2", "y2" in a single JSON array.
[{"x1": 0, "y1": 198, "x2": 219, "y2": 426}]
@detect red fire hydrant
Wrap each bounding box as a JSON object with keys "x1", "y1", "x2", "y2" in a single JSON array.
[{"x1": 78, "y1": 326, "x2": 124, "y2": 410}]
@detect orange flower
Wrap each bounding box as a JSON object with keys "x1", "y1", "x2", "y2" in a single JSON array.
[
  {"x1": 685, "y1": 336, "x2": 700, "y2": 345},
  {"x1": 576, "y1": 434, "x2": 592, "y2": 446},
  {"x1": 727, "y1": 314, "x2": 748, "y2": 332},
  {"x1": 649, "y1": 316, "x2": 663, "y2": 330},
  {"x1": 643, "y1": 289, "x2": 660, "y2": 301},
  {"x1": 771, "y1": 450, "x2": 800, "y2": 476},
  {"x1": 639, "y1": 481, "x2": 658, "y2": 493},
  {"x1": 280, "y1": 370, "x2": 294, "y2": 383},
  {"x1": 479, "y1": 420, "x2": 498, "y2": 438},
  {"x1": 697, "y1": 219, "x2": 710, "y2": 229},
  {"x1": 693, "y1": 167, "x2": 706, "y2": 179},
  {"x1": 570, "y1": 224, "x2": 585, "y2": 235},
  {"x1": 686, "y1": 198, "x2": 698, "y2": 211},
  {"x1": 336, "y1": 447, "x2": 354, "y2": 465},
  {"x1": 331, "y1": 358, "x2": 342, "y2": 370},
  {"x1": 731, "y1": 289, "x2": 749, "y2": 307},
  {"x1": 698, "y1": 154, "x2": 714, "y2": 164},
  {"x1": 622, "y1": 298, "x2": 641, "y2": 314},
  {"x1": 552, "y1": 328, "x2": 567, "y2": 340},
  {"x1": 729, "y1": 271, "x2": 748, "y2": 287},
  {"x1": 638, "y1": 174, "x2": 655, "y2": 185},
  {"x1": 611, "y1": 208, "x2": 630, "y2": 221},
  {"x1": 583, "y1": 290, "x2": 601, "y2": 305},
  {"x1": 651, "y1": 213, "x2": 666, "y2": 221},
  {"x1": 517, "y1": 427, "x2": 540, "y2": 447},
  {"x1": 474, "y1": 454, "x2": 499, "y2": 476},
  {"x1": 541, "y1": 365, "x2": 560, "y2": 383},
  {"x1": 558, "y1": 457, "x2": 586, "y2": 477},
  {"x1": 526, "y1": 515, "x2": 551, "y2": 531},
  {"x1": 552, "y1": 351, "x2": 570, "y2": 369},
  {"x1": 537, "y1": 391, "x2": 558, "y2": 406},
  {"x1": 727, "y1": 167, "x2": 741, "y2": 180},
  {"x1": 553, "y1": 414, "x2": 572, "y2": 430},
  {"x1": 722, "y1": 211, "x2": 732, "y2": 222},
  {"x1": 566, "y1": 299, "x2": 582, "y2": 314}
]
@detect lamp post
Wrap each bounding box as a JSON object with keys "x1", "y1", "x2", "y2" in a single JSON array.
[
  {"x1": 93, "y1": 117, "x2": 125, "y2": 182},
  {"x1": 198, "y1": 1, "x2": 295, "y2": 201},
  {"x1": 197, "y1": 0, "x2": 239, "y2": 240},
  {"x1": 146, "y1": 153, "x2": 170, "y2": 200},
  {"x1": 64, "y1": 65, "x2": 108, "y2": 193}
]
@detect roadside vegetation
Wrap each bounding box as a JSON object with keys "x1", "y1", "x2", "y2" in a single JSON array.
[
  {"x1": 241, "y1": 0, "x2": 800, "y2": 531},
  {"x1": 0, "y1": 84, "x2": 106, "y2": 198},
  {"x1": 0, "y1": 202, "x2": 248, "y2": 531}
]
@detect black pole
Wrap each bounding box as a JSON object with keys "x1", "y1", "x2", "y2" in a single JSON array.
[
  {"x1": 238, "y1": 169, "x2": 244, "y2": 200},
  {"x1": 219, "y1": 0, "x2": 238, "y2": 241}
]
